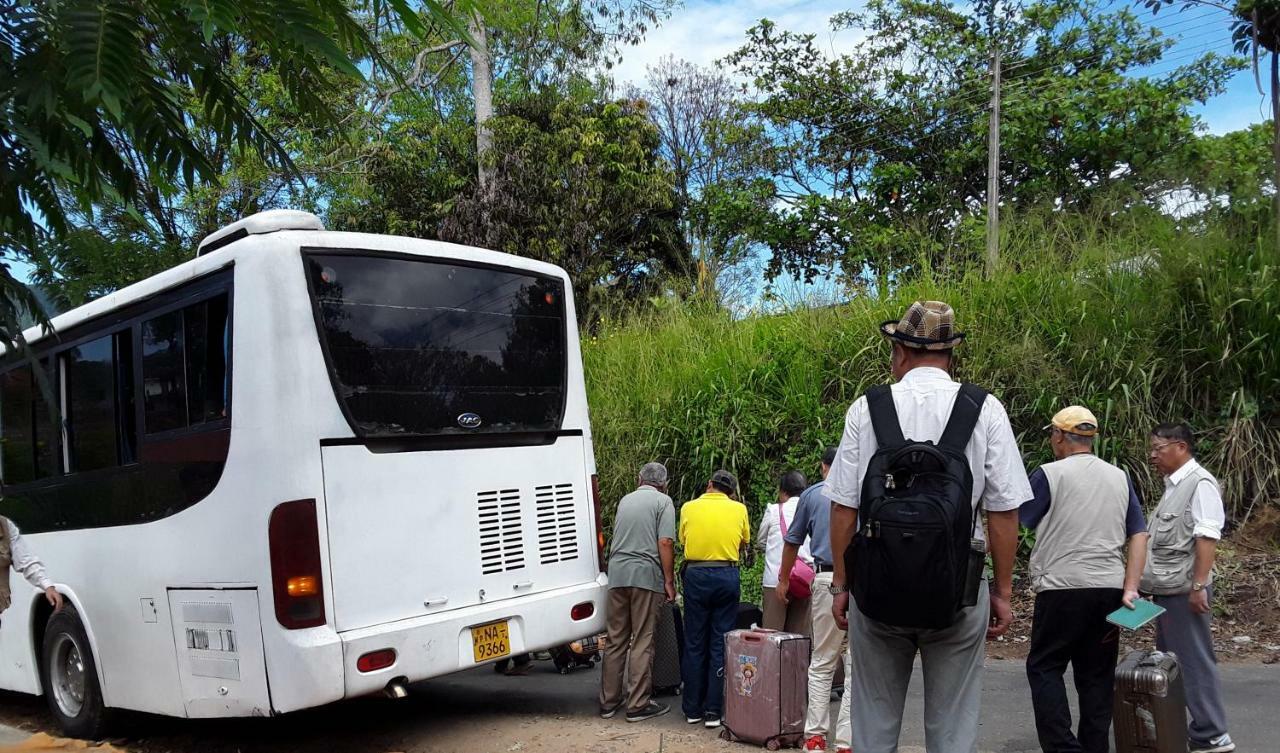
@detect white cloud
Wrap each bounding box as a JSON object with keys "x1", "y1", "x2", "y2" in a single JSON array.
[{"x1": 609, "y1": 0, "x2": 868, "y2": 87}]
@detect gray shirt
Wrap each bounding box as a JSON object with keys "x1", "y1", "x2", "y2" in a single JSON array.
[
  {"x1": 607, "y1": 485, "x2": 676, "y2": 593},
  {"x1": 785, "y1": 481, "x2": 835, "y2": 567}
]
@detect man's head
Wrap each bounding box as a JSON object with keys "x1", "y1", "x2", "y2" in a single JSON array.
[
  {"x1": 1045, "y1": 405, "x2": 1098, "y2": 460},
  {"x1": 638, "y1": 462, "x2": 669, "y2": 492},
  {"x1": 1150, "y1": 422, "x2": 1195, "y2": 476},
  {"x1": 880, "y1": 300, "x2": 964, "y2": 380},
  {"x1": 820, "y1": 445, "x2": 837, "y2": 480},
  {"x1": 707, "y1": 469, "x2": 738, "y2": 498},
  {"x1": 777, "y1": 471, "x2": 807, "y2": 501}
]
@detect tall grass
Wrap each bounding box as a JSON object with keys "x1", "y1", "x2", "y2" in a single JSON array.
[{"x1": 584, "y1": 206, "x2": 1280, "y2": 605}]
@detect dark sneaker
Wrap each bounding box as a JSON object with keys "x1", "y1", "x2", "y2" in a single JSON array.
[
  {"x1": 599, "y1": 704, "x2": 620, "y2": 719},
  {"x1": 703, "y1": 714, "x2": 722, "y2": 728},
  {"x1": 686, "y1": 715, "x2": 701, "y2": 724},
  {"x1": 626, "y1": 702, "x2": 670, "y2": 723},
  {"x1": 1190, "y1": 734, "x2": 1235, "y2": 753}
]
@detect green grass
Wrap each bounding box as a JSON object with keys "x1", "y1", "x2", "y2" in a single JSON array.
[{"x1": 584, "y1": 206, "x2": 1280, "y2": 599}]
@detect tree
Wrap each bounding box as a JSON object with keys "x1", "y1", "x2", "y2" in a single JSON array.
[
  {"x1": 0, "y1": 0, "x2": 467, "y2": 345},
  {"x1": 723, "y1": 0, "x2": 1243, "y2": 283},
  {"x1": 632, "y1": 57, "x2": 773, "y2": 308},
  {"x1": 439, "y1": 90, "x2": 688, "y2": 323}
]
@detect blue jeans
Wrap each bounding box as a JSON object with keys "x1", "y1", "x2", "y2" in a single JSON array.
[{"x1": 681, "y1": 566, "x2": 740, "y2": 719}]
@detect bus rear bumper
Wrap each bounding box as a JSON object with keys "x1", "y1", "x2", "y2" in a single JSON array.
[{"x1": 337, "y1": 576, "x2": 608, "y2": 699}]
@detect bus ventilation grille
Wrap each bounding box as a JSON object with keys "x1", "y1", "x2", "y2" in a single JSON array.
[
  {"x1": 535, "y1": 483, "x2": 579, "y2": 565},
  {"x1": 478, "y1": 489, "x2": 526, "y2": 574}
]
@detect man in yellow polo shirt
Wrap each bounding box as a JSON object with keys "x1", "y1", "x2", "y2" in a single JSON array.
[{"x1": 678, "y1": 469, "x2": 750, "y2": 728}]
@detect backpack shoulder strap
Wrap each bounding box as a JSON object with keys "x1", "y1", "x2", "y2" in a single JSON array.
[
  {"x1": 866, "y1": 385, "x2": 906, "y2": 448},
  {"x1": 939, "y1": 383, "x2": 989, "y2": 453}
]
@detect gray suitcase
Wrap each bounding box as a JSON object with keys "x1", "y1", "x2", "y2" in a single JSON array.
[{"x1": 1113, "y1": 649, "x2": 1187, "y2": 753}]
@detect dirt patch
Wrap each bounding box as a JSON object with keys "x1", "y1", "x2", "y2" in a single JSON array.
[{"x1": 987, "y1": 540, "x2": 1280, "y2": 664}]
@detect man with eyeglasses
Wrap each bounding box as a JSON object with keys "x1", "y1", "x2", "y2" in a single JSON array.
[{"x1": 1141, "y1": 422, "x2": 1234, "y2": 753}]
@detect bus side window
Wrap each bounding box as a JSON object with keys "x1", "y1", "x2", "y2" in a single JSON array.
[
  {"x1": 141, "y1": 292, "x2": 230, "y2": 435},
  {"x1": 64, "y1": 335, "x2": 119, "y2": 472},
  {"x1": 1, "y1": 367, "x2": 36, "y2": 484}
]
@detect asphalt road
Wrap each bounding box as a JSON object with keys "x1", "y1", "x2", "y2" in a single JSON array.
[{"x1": 0, "y1": 659, "x2": 1276, "y2": 752}]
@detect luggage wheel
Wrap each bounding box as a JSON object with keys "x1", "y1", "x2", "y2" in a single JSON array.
[
  {"x1": 718, "y1": 729, "x2": 730, "y2": 742},
  {"x1": 765, "y1": 740, "x2": 781, "y2": 751}
]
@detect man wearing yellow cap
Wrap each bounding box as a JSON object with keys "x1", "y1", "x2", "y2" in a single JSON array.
[{"x1": 1020, "y1": 406, "x2": 1149, "y2": 753}]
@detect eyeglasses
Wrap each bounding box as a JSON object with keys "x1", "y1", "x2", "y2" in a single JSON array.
[{"x1": 1149, "y1": 440, "x2": 1181, "y2": 454}]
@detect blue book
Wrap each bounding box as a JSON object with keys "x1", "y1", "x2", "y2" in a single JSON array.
[{"x1": 1106, "y1": 599, "x2": 1165, "y2": 631}]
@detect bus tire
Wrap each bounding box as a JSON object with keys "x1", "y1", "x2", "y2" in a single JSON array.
[{"x1": 40, "y1": 606, "x2": 109, "y2": 739}]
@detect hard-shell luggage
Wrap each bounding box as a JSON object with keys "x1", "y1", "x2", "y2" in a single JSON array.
[
  {"x1": 720, "y1": 628, "x2": 810, "y2": 750},
  {"x1": 652, "y1": 602, "x2": 684, "y2": 695},
  {"x1": 1113, "y1": 649, "x2": 1187, "y2": 753},
  {"x1": 736, "y1": 602, "x2": 764, "y2": 630}
]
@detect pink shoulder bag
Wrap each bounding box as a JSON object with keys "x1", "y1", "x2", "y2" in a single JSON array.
[{"x1": 779, "y1": 505, "x2": 814, "y2": 600}]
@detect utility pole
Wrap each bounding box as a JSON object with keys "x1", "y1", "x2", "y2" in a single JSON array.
[{"x1": 985, "y1": 44, "x2": 1002, "y2": 279}]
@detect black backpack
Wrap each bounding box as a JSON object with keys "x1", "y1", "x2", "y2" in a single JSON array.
[{"x1": 845, "y1": 382, "x2": 987, "y2": 629}]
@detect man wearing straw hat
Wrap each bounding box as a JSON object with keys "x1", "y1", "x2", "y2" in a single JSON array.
[
  {"x1": 826, "y1": 300, "x2": 1032, "y2": 753},
  {"x1": 1020, "y1": 406, "x2": 1149, "y2": 753}
]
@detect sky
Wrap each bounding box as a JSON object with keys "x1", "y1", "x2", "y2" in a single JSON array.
[{"x1": 609, "y1": 0, "x2": 1269, "y2": 136}]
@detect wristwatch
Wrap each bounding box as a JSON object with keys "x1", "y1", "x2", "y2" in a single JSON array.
[
  {"x1": 827, "y1": 583, "x2": 849, "y2": 595},
  {"x1": 1191, "y1": 581, "x2": 1206, "y2": 592}
]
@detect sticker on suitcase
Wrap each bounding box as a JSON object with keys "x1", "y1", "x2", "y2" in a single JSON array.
[{"x1": 735, "y1": 654, "x2": 760, "y2": 697}]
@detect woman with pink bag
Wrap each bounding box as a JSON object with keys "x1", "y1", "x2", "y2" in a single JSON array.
[{"x1": 757, "y1": 471, "x2": 814, "y2": 633}]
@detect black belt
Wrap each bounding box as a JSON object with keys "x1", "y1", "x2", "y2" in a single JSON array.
[
  {"x1": 685, "y1": 560, "x2": 738, "y2": 569},
  {"x1": 814, "y1": 563, "x2": 835, "y2": 574}
]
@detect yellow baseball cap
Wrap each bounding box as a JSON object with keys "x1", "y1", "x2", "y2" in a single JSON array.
[{"x1": 1045, "y1": 406, "x2": 1099, "y2": 437}]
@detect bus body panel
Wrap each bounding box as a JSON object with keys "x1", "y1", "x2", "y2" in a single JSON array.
[
  {"x1": 338, "y1": 576, "x2": 605, "y2": 698},
  {"x1": 321, "y1": 438, "x2": 598, "y2": 633}
]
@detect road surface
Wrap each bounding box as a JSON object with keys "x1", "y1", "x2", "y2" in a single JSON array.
[{"x1": 0, "y1": 659, "x2": 1276, "y2": 752}]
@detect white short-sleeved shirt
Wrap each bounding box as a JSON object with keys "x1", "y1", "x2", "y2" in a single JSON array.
[
  {"x1": 825, "y1": 367, "x2": 1033, "y2": 542},
  {"x1": 1163, "y1": 459, "x2": 1226, "y2": 540},
  {"x1": 756, "y1": 497, "x2": 812, "y2": 588}
]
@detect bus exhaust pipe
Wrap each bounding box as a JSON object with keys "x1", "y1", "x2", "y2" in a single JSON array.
[{"x1": 384, "y1": 679, "x2": 409, "y2": 699}]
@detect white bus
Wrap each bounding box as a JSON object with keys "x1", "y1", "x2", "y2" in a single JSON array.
[{"x1": 0, "y1": 210, "x2": 608, "y2": 737}]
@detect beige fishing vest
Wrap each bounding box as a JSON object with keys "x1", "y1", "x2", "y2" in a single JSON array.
[
  {"x1": 1140, "y1": 464, "x2": 1218, "y2": 595},
  {"x1": 0, "y1": 516, "x2": 12, "y2": 613}
]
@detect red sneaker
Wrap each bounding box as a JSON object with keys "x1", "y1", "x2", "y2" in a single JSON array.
[
  {"x1": 803, "y1": 736, "x2": 827, "y2": 752},
  {"x1": 835, "y1": 748, "x2": 853, "y2": 753}
]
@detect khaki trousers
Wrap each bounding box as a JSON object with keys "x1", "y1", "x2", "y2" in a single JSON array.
[
  {"x1": 808, "y1": 572, "x2": 852, "y2": 748},
  {"x1": 762, "y1": 588, "x2": 811, "y2": 634},
  {"x1": 599, "y1": 586, "x2": 663, "y2": 713}
]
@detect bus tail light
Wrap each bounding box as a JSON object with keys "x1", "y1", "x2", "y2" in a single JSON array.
[
  {"x1": 269, "y1": 498, "x2": 326, "y2": 629},
  {"x1": 357, "y1": 649, "x2": 397, "y2": 673},
  {"x1": 591, "y1": 474, "x2": 606, "y2": 573}
]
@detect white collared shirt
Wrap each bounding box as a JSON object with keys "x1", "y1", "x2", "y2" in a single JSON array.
[
  {"x1": 1163, "y1": 459, "x2": 1226, "y2": 540},
  {"x1": 755, "y1": 495, "x2": 812, "y2": 588},
  {"x1": 5, "y1": 519, "x2": 53, "y2": 592},
  {"x1": 825, "y1": 366, "x2": 1032, "y2": 542}
]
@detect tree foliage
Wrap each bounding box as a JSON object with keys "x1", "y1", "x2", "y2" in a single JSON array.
[{"x1": 724, "y1": 0, "x2": 1244, "y2": 282}]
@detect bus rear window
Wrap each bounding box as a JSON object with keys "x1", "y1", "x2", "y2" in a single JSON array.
[{"x1": 304, "y1": 252, "x2": 568, "y2": 438}]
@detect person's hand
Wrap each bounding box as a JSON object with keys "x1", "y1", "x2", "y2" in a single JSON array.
[
  {"x1": 1189, "y1": 587, "x2": 1210, "y2": 615},
  {"x1": 45, "y1": 587, "x2": 63, "y2": 613},
  {"x1": 832, "y1": 591, "x2": 849, "y2": 630},
  {"x1": 664, "y1": 580, "x2": 676, "y2": 604},
  {"x1": 774, "y1": 581, "x2": 790, "y2": 606},
  {"x1": 987, "y1": 591, "x2": 1012, "y2": 640},
  {"x1": 1122, "y1": 589, "x2": 1140, "y2": 609}
]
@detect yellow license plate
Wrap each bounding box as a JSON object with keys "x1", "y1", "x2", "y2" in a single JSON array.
[{"x1": 471, "y1": 621, "x2": 511, "y2": 663}]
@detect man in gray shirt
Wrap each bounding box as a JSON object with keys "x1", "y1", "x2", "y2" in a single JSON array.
[{"x1": 599, "y1": 462, "x2": 676, "y2": 723}]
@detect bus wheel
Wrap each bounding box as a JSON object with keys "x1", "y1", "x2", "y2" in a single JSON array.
[{"x1": 40, "y1": 606, "x2": 109, "y2": 739}]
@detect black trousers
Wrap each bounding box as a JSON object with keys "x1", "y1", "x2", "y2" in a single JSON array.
[{"x1": 1026, "y1": 587, "x2": 1123, "y2": 753}]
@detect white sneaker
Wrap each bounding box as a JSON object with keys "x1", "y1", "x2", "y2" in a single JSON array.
[{"x1": 1190, "y1": 733, "x2": 1235, "y2": 753}]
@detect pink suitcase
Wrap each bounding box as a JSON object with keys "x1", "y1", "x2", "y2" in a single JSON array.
[{"x1": 720, "y1": 628, "x2": 810, "y2": 750}]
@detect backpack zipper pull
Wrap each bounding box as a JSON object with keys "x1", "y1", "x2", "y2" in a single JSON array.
[{"x1": 884, "y1": 473, "x2": 896, "y2": 490}]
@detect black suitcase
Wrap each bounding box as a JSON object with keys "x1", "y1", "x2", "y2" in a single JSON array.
[
  {"x1": 652, "y1": 602, "x2": 684, "y2": 695},
  {"x1": 1113, "y1": 649, "x2": 1187, "y2": 753},
  {"x1": 735, "y1": 602, "x2": 764, "y2": 630}
]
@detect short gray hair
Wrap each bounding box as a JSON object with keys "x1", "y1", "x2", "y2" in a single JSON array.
[{"x1": 638, "y1": 462, "x2": 669, "y2": 486}]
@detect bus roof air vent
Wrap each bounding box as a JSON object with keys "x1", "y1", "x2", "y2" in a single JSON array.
[{"x1": 198, "y1": 209, "x2": 326, "y2": 256}]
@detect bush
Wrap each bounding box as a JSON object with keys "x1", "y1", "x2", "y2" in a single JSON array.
[{"x1": 585, "y1": 207, "x2": 1280, "y2": 598}]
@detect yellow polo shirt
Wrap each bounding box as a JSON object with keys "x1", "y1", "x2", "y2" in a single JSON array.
[{"x1": 678, "y1": 491, "x2": 750, "y2": 562}]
